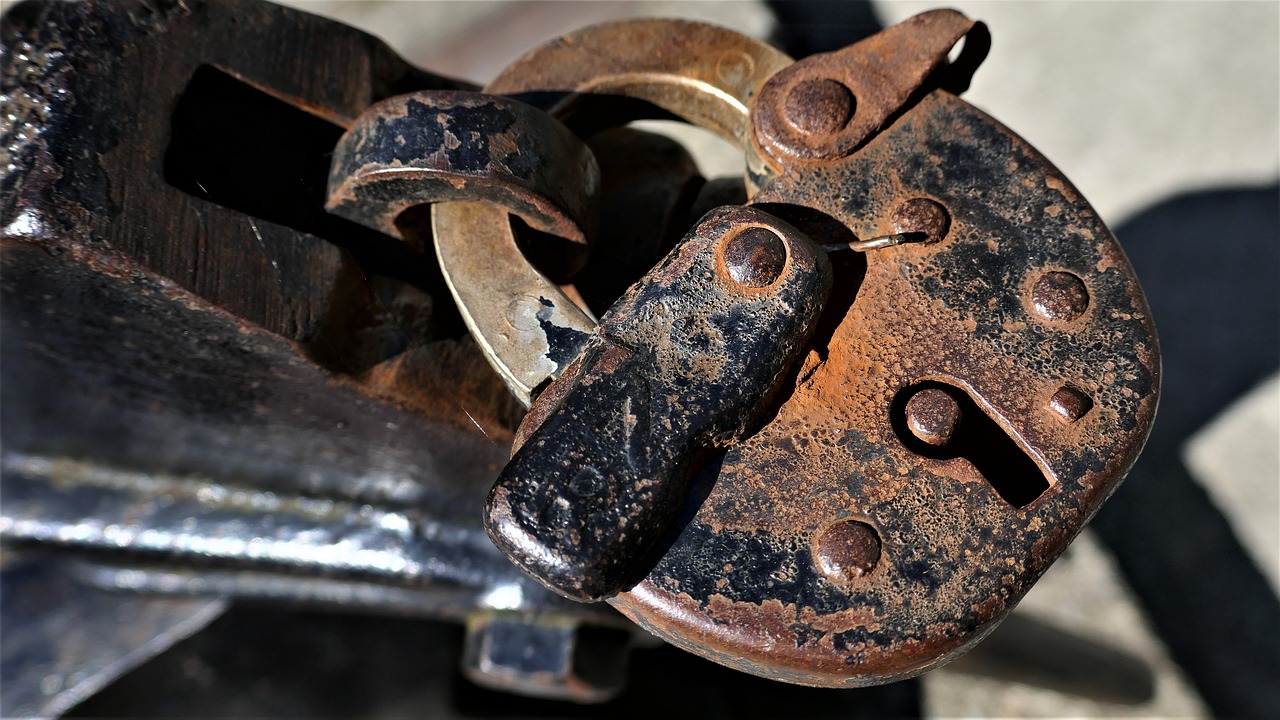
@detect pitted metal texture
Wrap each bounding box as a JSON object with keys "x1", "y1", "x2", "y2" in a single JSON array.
[{"x1": 489, "y1": 206, "x2": 832, "y2": 602}]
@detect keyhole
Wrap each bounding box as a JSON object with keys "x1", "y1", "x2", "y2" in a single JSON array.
[{"x1": 891, "y1": 381, "x2": 1050, "y2": 508}]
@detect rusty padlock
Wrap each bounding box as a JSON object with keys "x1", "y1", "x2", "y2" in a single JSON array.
[{"x1": 327, "y1": 11, "x2": 1158, "y2": 687}]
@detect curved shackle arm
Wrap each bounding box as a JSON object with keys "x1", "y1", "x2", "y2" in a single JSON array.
[
  {"x1": 324, "y1": 90, "x2": 599, "y2": 248},
  {"x1": 324, "y1": 89, "x2": 605, "y2": 408},
  {"x1": 431, "y1": 20, "x2": 794, "y2": 407}
]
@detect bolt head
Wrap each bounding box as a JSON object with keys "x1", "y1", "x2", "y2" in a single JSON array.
[
  {"x1": 783, "y1": 79, "x2": 856, "y2": 136},
  {"x1": 462, "y1": 613, "x2": 628, "y2": 703},
  {"x1": 891, "y1": 198, "x2": 951, "y2": 243},
  {"x1": 905, "y1": 387, "x2": 962, "y2": 446},
  {"x1": 813, "y1": 519, "x2": 882, "y2": 583},
  {"x1": 1032, "y1": 271, "x2": 1089, "y2": 322},
  {"x1": 1050, "y1": 386, "x2": 1093, "y2": 422},
  {"x1": 722, "y1": 226, "x2": 787, "y2": 287}
]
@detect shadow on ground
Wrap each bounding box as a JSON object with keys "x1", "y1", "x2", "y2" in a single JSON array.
[{"x1": 1093, "y1": 184, "x2": 1280, "y2": 718}]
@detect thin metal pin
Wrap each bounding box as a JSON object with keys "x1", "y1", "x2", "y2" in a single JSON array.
[{"x1": 822, "y1": 232, "x2": 922, "y2": 253}]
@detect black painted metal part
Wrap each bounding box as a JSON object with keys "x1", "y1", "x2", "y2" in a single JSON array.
[{"x1": 487, "y1": 206, "x2": 831, "y2": 602}]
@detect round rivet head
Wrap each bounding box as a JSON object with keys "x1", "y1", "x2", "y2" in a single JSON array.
[
  {"x1": 813, "y1": 520, "x2": 882, "y2": 583},
  {"x1": 722, "y1": 226, "x2": 787, "y2": 287},
  {"x1": 905, "y1": 387, "x2": 961, "y2": 446},
  {"x1": 1032, "y1": 271, "x2": 1089, "y2": 322},
  {"x1": 891, "y1": 198, "x2": 951, "y2": 243},
  {"x1": 783, "y1": 79, "x2": 856, "y2": 136},
  {"x1": 1050, "y1": 386, "x2": 1093, "y2": 423}
]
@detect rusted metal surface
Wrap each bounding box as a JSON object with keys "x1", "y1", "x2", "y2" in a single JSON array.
[
  {"x1": 326, "y1": 90, "x2": 600, "y2": 247},
  {"x1": 905, "y1": 387, "x2": 962, "y2": 446},
  {"x1": 0, "y1": 0, "x2": 628, "y2": 709},
  {"x1": 487, "y1": 206, "x2": 831, "y2": 602},
  {"x1": 428, "y1": 19, "x2": 793, "y2": 408},
  {"x1": 372, "y1": 10, "x2": 1159, "y2": 687},
  {"x1": 487, "y1": 19, "x2": 793, "y2": 149},
  {"x1": 612, "y1": 86, "x2": 1159, "y2": 687},
  {"x1": 4, "y1": 0, "x2": 1162, "y2": 704},
  {"x1": 324, "y1": 89, "x2": 607, "y2": 406},
  {"x1": 432, "y1": 200, "x2": 596, "y2": 407},
  {"x1": 891, "y1": 197, "x2": 951, "y2": 244},
  {"x1": 751, "y1": 9, "x2": 987, "y2": 166}
]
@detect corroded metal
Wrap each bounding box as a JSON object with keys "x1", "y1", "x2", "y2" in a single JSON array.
[
  {"x1": 0, "y1": 0, "x2": 625, "y2": 709},
  {"x1": 429, "y1": 19, "x2": 793, "y2": 408},
  {"x1": 613, "y1": 86, "x2": 1159, "y2": 688},
  {"x1": 396, "y1": 10, "x2": 1161, "y2": 688},
  {"x1": 5, "y1": 0, "x2": 1162, "y2": 704},
  {"x1": 325, "y1": 90, "x2": 600, "y2": 247},
  {"x1": 324, "y1": 91, "x2": 604, "y2": 405},
  {"x1": 485, "y1": 19, "x2": 794, "y2": 148},
  {"x1": 431, "y1": 200, "x2": 596, "y2": 407},
  {"x1": 905, "y1": 387, "x2": 962, "y2": 446},
  {"x1": 750, "y1": 9, "x2": 988, "y2": 166},
  {"x1": 487, "y1": 206, "x2": 831, "y2": 602}
]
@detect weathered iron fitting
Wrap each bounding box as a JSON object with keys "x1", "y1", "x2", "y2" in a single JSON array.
[{"x1": 486, "y1": 206, "x2": 831, "y2": 602}]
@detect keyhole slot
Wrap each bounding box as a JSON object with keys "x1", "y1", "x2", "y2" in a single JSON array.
[{"x1": 891, "y1": 381, "x2": 1050, "y2": 508}]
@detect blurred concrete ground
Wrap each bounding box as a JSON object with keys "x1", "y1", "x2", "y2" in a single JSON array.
[{"x1": 275, "y1": 1, "x2": 1279, "y2": 716}]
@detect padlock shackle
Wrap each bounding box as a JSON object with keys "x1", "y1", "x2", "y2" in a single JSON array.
[{"x1": 432, "y1": 20, "x2": 792, "y2": 406}]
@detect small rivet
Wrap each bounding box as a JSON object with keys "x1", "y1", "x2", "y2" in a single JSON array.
[
  {"x1": 891, "y1": 198, "x2": 951, "y2": 243},
  {"x1": 1032, "y1": 271, "x2": 1089, "y2": 322},
  {"x1": 783, "y1": 79, "x2": 856, "y2": 136},
  {"x1": 905, "y1": 387, "x2": 962, "y2": 446},
  {"x1": 1050, "y1": 386, "x2": 1093, "y2": 422},
  {"x1": 814, "y1": 519, "x2": 882, "y2": 583},
  {"x1": 722, "y1": 226, "x2": 787, "y2": 287}
]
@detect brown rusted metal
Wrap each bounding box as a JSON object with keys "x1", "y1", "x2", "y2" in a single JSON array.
[
  {"x1": 1, "y1": 1, "x2": 668, "y2": 707},
  {"x1": 486, "y1": 19, "x2": 793, "y2": 150},
  {"x1": 722, "y1": 225, "x2": 790, "y2": 286},
  {"x1": 812, "y1": 519, "x2": 883, "y2": 583},
  {"x1": 781, "y1": 79, "x2": 856, "y2": 137},
  {"x1": 1032, "y1": 270, "x2": 1091, "y2": 323},
  {"x1": 751, "y1": 9, "x2": 986, "y2": 166},
  {"x1": 905, "y1": 387, "x2": 962, "y2": 446},
  {"x1": 611, "y1": 85, "x2": 1159, "y2": 687},
  {"x1": 429, "y1": 20, "x2": 792, "y2": 406},
  {"x1": 317, "y1": 7, "x2": 1157, "y2": 691},
  {"x1": 892, "y1": 197, "x2": 952, "y2": 244},
  {"x1": 1050, "y1": 385, "x2": 1095, "y2": 423},
  {"x1": 325, "y1": 90, "x2": 600, "y2": 247}
]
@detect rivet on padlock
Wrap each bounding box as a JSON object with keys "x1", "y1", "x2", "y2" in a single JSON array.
[
  {"x1": 328, "y1": 12, "x2": 1158, "y2": 689},
  {"x1": 488, "y1": 206, "x2": 831, "y2": 602}
]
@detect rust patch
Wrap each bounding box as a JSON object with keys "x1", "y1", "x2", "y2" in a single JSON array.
[{"x1": 611, "y1": 88, "x2": 1157, "y2": 686}]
